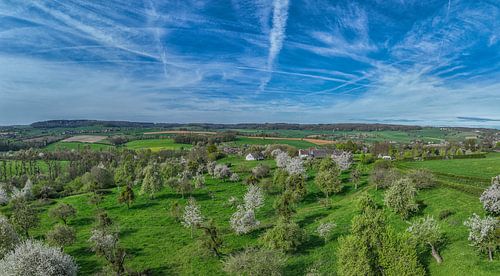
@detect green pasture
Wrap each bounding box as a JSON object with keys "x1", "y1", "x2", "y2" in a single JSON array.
[
  {"x1": 232, "y1": 137, "x2": 317, "y2": 148},
  {"x1": 125, "y1": 139, "x2": 192, "y2": 151},
  {"x1": 44, "y1": 141, "x2": 114, "y2": 152},
  {"x1": 397, "y1": 152, "x2": 500, "y2": 181}
]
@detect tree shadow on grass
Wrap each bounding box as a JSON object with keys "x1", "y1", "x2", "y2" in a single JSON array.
[
  {"x1": 120, "y1": 227, "x2": 138, "y2": 238},
  {"x1": 154, "y1": 193, "x2": 183, "y2": 201},
  {"x1": 284, "y1": 259, "x2": 310, "y2": 275},
  {"x1": 143, "y1": 265, "x2": 177, "y2": 276},
  {"x1": 413, "y1": 200, "x2": 428, "y2": 217},
  {"x1": 125, "y1": 246, "x2": 144, "y2": 256},
  {"x1": 69, "y1": 247, "x2": 101, "y2": 275},
  {"x1": 70, "y1": 217, "x2": 94, "y2": 226},
  {"x1": 129, "y1": 202, "x2": 159, "y2": 210},
  {"x1": 302, "y1": 191, "x2": 324, "y2": 204},
  {"x1": 247, "y1": 224, "x2": 273, "y2": 239},
  {"x1": 298, "y1": 234, "x2": 324, "y2": 254},
  {"x1": 298, "y1": 212, "x2": 329, "y2": 228},
  {"x1": 154, "y1": 192, "x2": 212, "y2": 202}
]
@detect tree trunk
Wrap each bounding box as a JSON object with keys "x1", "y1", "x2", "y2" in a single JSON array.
[
  {"x1": 430, "y1": 244, "x2": 443, "y2": 264},
  {"x1": 488, "y1": 248, "x2": 493, "y2": 261}
]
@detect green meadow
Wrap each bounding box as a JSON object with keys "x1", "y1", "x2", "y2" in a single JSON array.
[
  {"x1": 4, "y1": 154, "x2": 496, "y2": 275},
  {"x1": 44, "y1": 141, "x2": 114, "y2": 152},
  {"x1": 232, "y1": 137, "x2": 317, "y2": 148},
  {"x1": 125, "y1": 139, "x2": 192, "y2": 151},
  {"x1": 397, "y1": 152, "x2": 500, "y2": 181}
]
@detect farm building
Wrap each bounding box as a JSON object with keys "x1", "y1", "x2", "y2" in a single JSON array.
[
  {"x1": 299, "y1": 148, "x2": 330, "y2": 159},
  {"x1": 245, "y1": 152, "x2": 264, "y2": 161}
]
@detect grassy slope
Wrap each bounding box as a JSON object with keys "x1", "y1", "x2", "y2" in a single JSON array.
[
  {"x1": 44, "y1": 141, "x2": 114, "y2": 151},
  {"x1": 232, "y1": 137, "x2": 317, "y2": 148},
  {"x1": 11, "y1": 155, "x2": 497, "y2": 275},
  {"x1": 125, "y1": 139, "x2": 192, "y2": 151},
  {"x1": 397, "y1": 152, "x2": 500, "y2": 181}
]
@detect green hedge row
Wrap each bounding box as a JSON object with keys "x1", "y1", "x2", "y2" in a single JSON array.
[{"x1": 436, "y1": 180, "x2": 484, "y2": 196}]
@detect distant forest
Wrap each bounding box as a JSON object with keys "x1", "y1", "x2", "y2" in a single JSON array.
[{"x1": 30, "y1": 120, "x2": 423, "y2": 131}]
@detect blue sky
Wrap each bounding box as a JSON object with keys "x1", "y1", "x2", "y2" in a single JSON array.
[{"x1": 0, "y1": 0, "x2": 499, "y2": 126}]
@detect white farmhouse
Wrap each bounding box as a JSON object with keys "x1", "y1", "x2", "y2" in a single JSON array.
[{"x1": 245, "y1": 153, "x2": 264, "y2": 161}]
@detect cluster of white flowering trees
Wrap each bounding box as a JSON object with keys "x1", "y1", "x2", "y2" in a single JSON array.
[
  {"x1": 331, "y1": 151, "x2": 353, "y2": 171},
  {"x1": 0, "y1": 239, "x2": 77, "y2": 276},
  {"x1": 275, "y1": 151, "x2": 306, "y2": 176},
  {"x1": 480, "y1": 175, "x2": 500, "y2": 215},
  {"x1": 230, "y1": 185, "x2": 264, "y2": 234},
  {"x1": 0, "y1": 179, "x2": 33, "y2": 205},
  {"x1": 464, "y1": 214, "x2": 498, "y2": 261},
  {"x1": 462, "y1": 174, "x2": 500, "y2": 261}
]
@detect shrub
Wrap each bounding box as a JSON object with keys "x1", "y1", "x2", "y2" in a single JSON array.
[
  {"x1": 384, "y1": 178, "x2": 418, "y2": 219},
  {"x1": 46, "y1": 224, "x2": 77, "y2": 247},
  {"x1": 261, "y1": 218, "x2": 307, "y2": 252},
  {"x1": 223, "y1": 248, "x2": 286, "y2": 276},
  {"x1": 369, "y1": 167, "x2": 400, "y2": 190},
  {"x1": 252, "y1": 164, "x2": 270, "y2": 179},
  {"x1": 10, "y1": 200, "x2": 40, "y2": 236},
  {"x1": 213, "y1": 164, "x2": 231, "y2": 180},
  {"x1": 0, "y1": 215, "x2": 19, "y2": 259},
  {"x1": 49, "y1": 203, "x2": 77, "y2": 225},
  {"x1": 408, "y1": 169, "x2": 436, "y2": 189}
]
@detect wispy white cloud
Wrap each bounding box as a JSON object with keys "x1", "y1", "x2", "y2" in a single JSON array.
[
  {"x1": 145, "y1": 0, "x2": 168, "y2": 79},
  {"x1": 260, "y1": 0, "x2": 290, "y2": 91}
]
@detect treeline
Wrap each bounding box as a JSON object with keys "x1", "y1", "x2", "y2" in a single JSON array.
[
  {"x1": 173, "y1": 132, "x2": 237, "y2": 144},
  {"x1": 31, "y1": 120, "x2": 158, "y2": 128},
  {"x1": 30, "y1": 120, "x2": 424, "y2": 132},
  {"x1": 0, "y1": 136, "x2": 62, "y2": 152}
]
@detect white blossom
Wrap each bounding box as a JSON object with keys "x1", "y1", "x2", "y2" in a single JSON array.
[
  {"x1": 480, "y1": 175, "x2": 500, "y2": 215},
  {"x1": 182, "y1": 198, "x2": 204, "y2": 229},
  {"x1": 463, "y1": 213, "x2": 498, "y2": 256},
  {"x1": 230, "y1": 205, "x2": 260, "y2": 234},
  {"x1": 317, "y1": 222, "x2": 336, "y2": 241},
  {"x1": 285, "y1": 157, "x2": 305, "y2": 175},
  {"x1": 193, "y1": 174, "x2": 205, "y2": 189},
  {"x1": 275, "y1": 152, "x2": 290, "y2": 168},
  {"x1": 230, "y1": 185, "x2": 265, "y2": 234},
  {"x1": 206, "y1": 161, "x2": 217, "y2": 176},
  {"x1": 331, "y1": 151, "x2": 353, "y2": 171},
  {"x1": 244, "y1": 185, "x2": 264, "y2": 210},
  {"x1": 271, "y1": 149, "x2": 284, "y2": 157},
  {"x1": 10, "y1": 187, "x2": 23, "y2": 201},
  {"x1": 213, "y1": 164, "x2": 231, "y2": 179},
  {"x1": 21, "y1": 179, "x2": 33, "y2": 200},
  {"x1": 88, "y1": 229, "x2": 117, "y2": 259},
  {"x1": 0, "y1": 239, "x2": 78, "y2": 276},
  {"x1": 230, "y1": 173, "x2": 240, "y2": 182}
]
